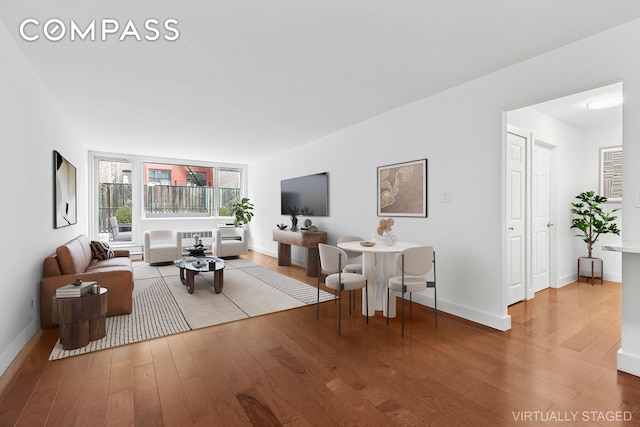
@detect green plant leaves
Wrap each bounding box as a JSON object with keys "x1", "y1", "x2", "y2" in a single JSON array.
[{"x1": 570, "y1": 191, "x2": 620, "y2": 258}]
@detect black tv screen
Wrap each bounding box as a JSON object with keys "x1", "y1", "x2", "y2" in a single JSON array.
[{"x1": 281, "y1": 172, "x2": 328, "y2": 216}]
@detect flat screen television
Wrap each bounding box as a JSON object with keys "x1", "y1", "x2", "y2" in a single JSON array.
[{"x1": 281, "y1": 172, "x2": 329, "y2": 216}]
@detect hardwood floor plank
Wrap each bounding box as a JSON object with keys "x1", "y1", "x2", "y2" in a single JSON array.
[
  {"x1": 150, "y1": 337, "x2": 194, "y2": 426},
  {"x1": 46, "y1": 355, "x2": 92, "y2": 426}
]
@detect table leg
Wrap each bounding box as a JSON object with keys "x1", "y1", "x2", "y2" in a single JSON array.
[
  {"x1": 361, "y1": 252, "x2": 377, "y2": 317},
  {"x1": 306, "y1": 247, "x2": 320, "y2": 277},
  {"x1": 213, "y1": 269, "x2": 224, "y2": 293},
  {"x1": 186, "y1": 270, "x2": 196, "y2": 294},
  {"x1": 278, "y1": 243, "x2": 291, "y2": 266},
  {"x1": 381, "y1": 253, "x2": 397, "y2": 318}
]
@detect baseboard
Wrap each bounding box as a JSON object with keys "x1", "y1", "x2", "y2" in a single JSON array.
[
  {"x1": 249, "y1": 246, "x2": 309, "y2": 269},
  {"x1": 617, "y1": 349, "x2": 640, "y2": 377},
  {"x1": 0, "y1": 318, "x2": 39, "y2": 378},
  {"x1": 554, "y1": 274, "x2": 576, "y2": 288},
  {"x1": 404, "y1": 292, "x2": 512, "y2": 331},
  {"x1": 605, "y1": 273, "x2": 622, "y2": 282}
]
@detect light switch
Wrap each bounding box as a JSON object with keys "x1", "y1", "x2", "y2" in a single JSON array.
[{"x1": 441, "y1": 191, "x2": 450, "y2": 203}]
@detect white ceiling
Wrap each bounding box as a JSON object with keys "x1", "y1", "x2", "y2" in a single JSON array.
[
  {"x1": 2, "y1": 1, "x2": 639, "y2": 163},
  {"x1": 528, "y1": 82, "x2": 623, "y2": 131}
]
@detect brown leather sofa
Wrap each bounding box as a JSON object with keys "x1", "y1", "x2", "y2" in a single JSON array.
[{"x1": 40, "y1": 234, "x2": 134, "y2": 328}]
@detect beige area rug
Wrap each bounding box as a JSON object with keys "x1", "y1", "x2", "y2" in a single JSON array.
[{"x1": 49, "y1": 259, "x2": 335, "y2": 360}]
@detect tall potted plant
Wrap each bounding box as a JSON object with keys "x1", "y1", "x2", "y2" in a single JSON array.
[
  {"x1": 230, "y1": 197, "x2": 254, "y2": 227},
  {"x1": 570, "y1": 190, "x2": 620, "y2": 282}
]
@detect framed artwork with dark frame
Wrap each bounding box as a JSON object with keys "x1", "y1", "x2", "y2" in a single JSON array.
[
  {"x1": 599, "y1": 146, "x2": 623, "y2": 202},
  {"x1": 54, "y1": 150, "x2": 77, "y2": 228},
  {"x1": 377, "y1": 158, "x2": 427, "y2": 217}
]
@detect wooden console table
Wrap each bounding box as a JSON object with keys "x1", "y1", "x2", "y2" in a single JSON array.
[
  {"x1": 52, "y1": 288, "x2": 108, "y2": 350},
  {"x1": 273, "y1": 229, "x2": 327, "y2": 276}
]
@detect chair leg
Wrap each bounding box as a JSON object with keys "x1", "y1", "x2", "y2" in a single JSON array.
[
  {"x1": 401, "y1": 290, "x2": 406, "y2": 337},
  {"x1": 317, "y1": 253, "x2": 321, "y2": 319},
  {"x1": 410, "y1": 293, "x2": 413, "y2": 319},
  {"x1": 316, "y1": 279, "x2": 320, "y2": 320},
  {"x1": 386, "y1": 286, "x2": 390, "y2": 326},
  {"x1": 434, "y1": 286, "x2": 438, "y2": 327},
  {"x1": 365, "y1": 281, "x2": 369, "y2": 324},
  {"x1": 337, "y1": 288, "x2": 342, "y2": 335}
]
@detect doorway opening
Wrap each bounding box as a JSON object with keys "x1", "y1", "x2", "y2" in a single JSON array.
[
  {"x1": 97, "y1": 158, "x2": 133, "y2": 244},
  {"x1": 505, "y1": 82, "x2": 623, "y2": 306}
]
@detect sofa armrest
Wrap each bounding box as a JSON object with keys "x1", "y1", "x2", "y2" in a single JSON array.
[{"x1": 113, "y1": 249, "x2": 131, "y2": 258}]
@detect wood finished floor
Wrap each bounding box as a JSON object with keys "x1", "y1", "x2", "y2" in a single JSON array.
[{"x1": 1, "y1": 251, "x2": 640, "y2": 426}]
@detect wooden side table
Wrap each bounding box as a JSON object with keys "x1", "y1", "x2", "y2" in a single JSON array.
[
  {"x1": 52, "y1": 288, "x2": 108, "y2": 350},
  {"x1": 272, "y1": 229, "x2": 327, "y2": 276}
]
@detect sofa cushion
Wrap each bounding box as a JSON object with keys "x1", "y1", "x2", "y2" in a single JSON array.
[
  {"x1": 86, "y1": 256, "x2": 133, "y2": 271},
  {"x1": 90, "y1": 240, "x2": 114, "y2": 260},
  {"x1": 56, "y1": 235, "x2": 93, "y2": 275}
]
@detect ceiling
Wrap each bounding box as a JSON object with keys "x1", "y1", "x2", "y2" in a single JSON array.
[
  {"x1": 528, "y1": 82, "x2": 623, "y2": 131},
  {"x1": 2, "y1": 1, "x2": 639, "y2": 163}
]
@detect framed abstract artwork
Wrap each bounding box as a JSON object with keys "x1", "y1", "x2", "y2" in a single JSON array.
[
  {"x1": 377, "y1": 158, "x2": 427, "y2": 217},
  {"x1": 54, "y1": 150, "x2": 77, "y2": 228},
  {"x1": 599, "y1": 146, "x2": 622, "y2": 201}
]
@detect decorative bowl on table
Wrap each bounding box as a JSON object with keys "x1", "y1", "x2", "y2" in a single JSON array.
[
  {"x1": 192, "y1": 260, "x2": 208, "y2": 268},
  {"x1": 360, "y1": 241, "x2": 376, "y2": 247}
]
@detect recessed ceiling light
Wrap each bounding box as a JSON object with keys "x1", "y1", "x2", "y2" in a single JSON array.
[{"x1": 585, "y1": 96, "x2": 623, "y2": 110}]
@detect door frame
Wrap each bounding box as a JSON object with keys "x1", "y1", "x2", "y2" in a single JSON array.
[{"x1": 88, "y1": 152, "x2": 140, "y2": 244}]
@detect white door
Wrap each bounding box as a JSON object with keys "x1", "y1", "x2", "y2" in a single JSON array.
[
  {"x1": 507, "y1": 132, "x2": 526, "y2": 305},
  {"x1": 532, "y1": 143, "x2": 551, "y2": 292}
]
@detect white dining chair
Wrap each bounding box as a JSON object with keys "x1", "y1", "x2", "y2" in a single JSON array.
[
  {"x1": 336, "y1": 235, "x2": 365, "y2": 310},
  {"x1": 317, "y1": 243, "x2": 368, "y2": 335},
  {"x1": 387, "y1": 246, "x2": 437, "y2": 336},
  {"x1": 337, "y1": 235, "x2": 364, "y2": 274}
]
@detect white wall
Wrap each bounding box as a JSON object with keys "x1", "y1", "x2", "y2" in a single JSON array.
[
  {"x1": 0, "y1": 22, "x2": 84, "y2": 375},
  {"x1": 249, "y1": 19, "x2": 640, "y2": 334},
  {"x1": 583, "y1": 125, "x2": 623, "y2": 280}
]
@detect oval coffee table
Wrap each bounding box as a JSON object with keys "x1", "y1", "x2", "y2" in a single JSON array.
[{"x1": 174, "y1": 257, "x2": 225, "y2": 294}]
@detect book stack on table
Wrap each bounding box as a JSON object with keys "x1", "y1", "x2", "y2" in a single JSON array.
[{"x1": 56, "y1": 281, "x2": 96, "y2": 298}]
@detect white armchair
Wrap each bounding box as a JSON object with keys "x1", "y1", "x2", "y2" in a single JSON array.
[
  {"x1": 214, "y1": 227, "x2": 248, "y2": 258},
  {"x1": 144, "y1": 230, "x2": 182, "y2": 265}
]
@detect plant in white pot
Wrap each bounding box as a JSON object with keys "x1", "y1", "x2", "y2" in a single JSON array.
[
  {"x1": 230, "y1": 197, "x2": 254, "y2": 227},
  {"x1": 570, "y1": 191, "x2": 620, "y2": 283}
]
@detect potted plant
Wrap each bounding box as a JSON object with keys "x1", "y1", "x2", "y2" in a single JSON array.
[
  {"x1": 570, "y1": 191, "x2": 620, "y2": 282},
  {"x1": 288, "y1": 206, "x2": 299, "y2": 231},
  {"x1": 115, "y1": 206, "x2": 132, "y2": 231},
  {"x1": 230, "y1": 197, "x2": 254, "y2": 227}
]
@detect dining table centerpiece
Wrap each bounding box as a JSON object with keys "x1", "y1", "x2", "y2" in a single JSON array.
[{"x1": 377, "y1": 218, "x2": 396, "y2": 246}]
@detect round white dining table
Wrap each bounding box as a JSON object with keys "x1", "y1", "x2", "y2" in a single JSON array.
[{"x1": 337, "y1": 240, "x2": 419, "y2": 318}]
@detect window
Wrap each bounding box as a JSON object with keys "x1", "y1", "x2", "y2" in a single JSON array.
[
  {"x1": 143, "y1": 162, "x2": 242, "y2": 217},
  {"x1": 217, "y1": 169, "x2": 242, "y2": 216},
  {"x1": 97, "y1": 159, "x2": 132, "y2": 241},
  {"x1": 148, "y1": 169, "x2": 171, "y2": 185},
  {"x1": 187, "y1": 171, "x2": 207, "y2": 187}
]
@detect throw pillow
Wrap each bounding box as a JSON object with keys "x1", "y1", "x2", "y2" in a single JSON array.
[{"x1": 90, "y1": 240, "x2": 114, "y2": 260}]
